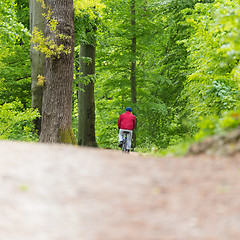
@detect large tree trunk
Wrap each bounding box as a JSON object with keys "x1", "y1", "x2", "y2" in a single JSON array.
[
  {"x1": 78, "y1": 43, "x2": 97, "y2": 147},
  {"x1": 39, "y1": 0, "x2": 76, "y2": 144},
  {"x1": 29, "y1": 0, "x2": 45, "y2": 133}
]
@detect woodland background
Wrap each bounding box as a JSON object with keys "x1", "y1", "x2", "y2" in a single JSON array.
[{"x1": 1, "y1": 0, "x2": 240, "y2": 155}]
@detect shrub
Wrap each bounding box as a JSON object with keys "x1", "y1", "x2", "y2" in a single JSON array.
[
  {"x1": 194, "y1": 110, "x2": 240, "y2": 142},
  {"x1": 0, "y1": 101, "x2": 40, "y2": 141}
]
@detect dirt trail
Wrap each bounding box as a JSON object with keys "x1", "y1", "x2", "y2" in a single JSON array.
[{"x1": 0, "y1": 140, "x2": 240, "y2": 240}]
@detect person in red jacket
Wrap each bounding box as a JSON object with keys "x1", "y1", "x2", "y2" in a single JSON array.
[{"x1": 118, "y1": 107, "x2": 136, "y2": 151}]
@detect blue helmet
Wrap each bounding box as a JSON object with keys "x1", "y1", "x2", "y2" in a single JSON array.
[{"x1": 126, "y1": 107, "x2": 132, "y2": 112}]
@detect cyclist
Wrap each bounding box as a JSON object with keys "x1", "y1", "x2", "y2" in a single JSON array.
[{"x1": 118, "y1": 107, "x2": 136, "y2": 151}]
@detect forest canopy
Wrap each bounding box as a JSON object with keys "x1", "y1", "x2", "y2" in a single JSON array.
[{"x1": 1, "y1": 0, "x2": 240, "y2": 154}]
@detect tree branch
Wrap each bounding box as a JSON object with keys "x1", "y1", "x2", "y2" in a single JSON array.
[{"x1": 15, "y1": 76, "x2": 31, "y2": 81}]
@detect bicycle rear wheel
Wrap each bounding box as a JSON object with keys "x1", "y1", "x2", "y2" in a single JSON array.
[{"x1": 122, "y1": 136, "x2": 127, "y2": 153}]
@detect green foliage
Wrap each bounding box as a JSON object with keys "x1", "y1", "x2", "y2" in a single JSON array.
[
  {"x1": 220, "y1": 111, "x2": 240, "y2": 130},
  {"x1": 151, "y1": 0, "x2": 240, "y2": 154},
  {"x1": 74, "y1": 0, "x2": 105, "y2": 20},
  {"x1": 216, "y1": 0, "x2": 240, "y2": 78},
  {"x1": 194, "y1": 115, "x2": 220, "y2": 141},
  {"x1": 3, "y1": 0, "x2": 240, "y2": 152},
  {"x1": 0, "y1": 101, "x2": 40, "y2": 141},
  {"x1": 0, "y1": 0, "x2": 31, "y2": 107},
  {"x1": 32, "y1": 27, "x2": 71, "y2": 58},
  {"x1": 37, "y1": 75, "x2": 46, "y2": 86},
  {"x1": 182, "y1": 0, "x2": 240, "y2": 121},
  {"x1": 15, "y1": 0, "x2": 29, "y2": 29},
  {"x1": 154, "y1": 140, "x2": 192, "y2": 157},
  {"x1": 74, "y1": 0, "x2": 103, "y2": 47},
  {"x1": 0, "y1": 0, "x2": 36, "y2": 142},
  {"x1": 0, "y1": 0, "x2": 30, "y2": 44},
  {"x1": 94, "y1": 0, "x2": 198, "y2": 150},
  {"x1": 31, "y1": 2, "x2": 72, "y2": 58},
  {"x1": 194, "y1": 110, "x2": 240, "y2": 141},
  {"x1": 0, "y1": 44, "x2": 31, "y2": 106}
]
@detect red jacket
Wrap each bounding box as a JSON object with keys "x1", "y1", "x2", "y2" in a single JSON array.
[{"x1": 118, "y1": 111, "x2": 136, "y2": 130}]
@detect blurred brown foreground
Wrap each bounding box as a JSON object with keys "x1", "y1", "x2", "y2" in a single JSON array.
[{"x1": 0, "y1": 140, "x2": 240, "y2": 240}]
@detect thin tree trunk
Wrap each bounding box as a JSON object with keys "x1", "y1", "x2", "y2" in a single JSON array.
[
  {"x1": 39, "y1": 0, "x2": 76, "y2": 144},
  {"x1": 131, "y1": 0, "x2": 137, "y2": 148},
  {"x1": 78, "y1": 43, "x2": 97, "y2": 147},
  {"x1": 29, "y1": 0, "x2": 45, "y2": 133},
  {"x1": 130, "y1": 0, "x2": 137, "y2": 104}
]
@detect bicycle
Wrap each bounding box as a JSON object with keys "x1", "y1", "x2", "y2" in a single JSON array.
[{"x1": 121, "y1": 131, "x2": 130, "y2": 153}]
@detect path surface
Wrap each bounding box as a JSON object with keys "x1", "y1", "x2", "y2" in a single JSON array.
[{"x1": 0, "y1": 140, "x2": 240, "y2": 240}]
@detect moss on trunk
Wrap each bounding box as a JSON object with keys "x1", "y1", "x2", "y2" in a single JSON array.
[{"x1": 59, "y1": 128, "x2": 77, "y2": 145}]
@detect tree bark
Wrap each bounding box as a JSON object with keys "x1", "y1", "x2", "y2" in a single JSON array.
[
  {"x1": 131, "y1": 0, "x2": 137, "y2": 148},
  {"x1": 29, "y1": 0, "x2": 45, "y2": 133},
  {"x1": 130, "y1": 0, "x2": 137, "y2": 104},
  {"x1": 78, "y1": 43, "x2": 97, "y2": 147},
  {"x1": 39, "y1": 0, "x2": 76, "y2": 144}
]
